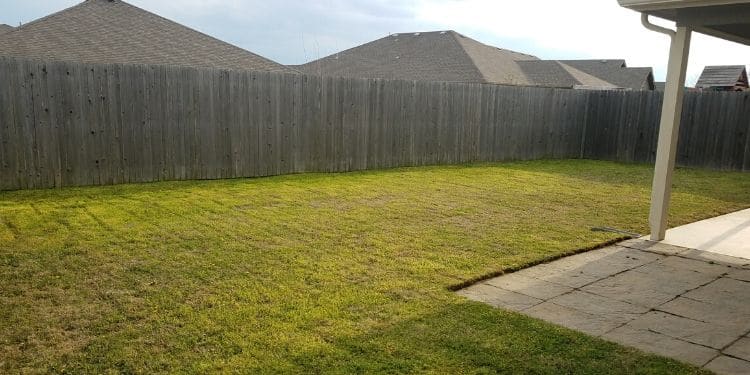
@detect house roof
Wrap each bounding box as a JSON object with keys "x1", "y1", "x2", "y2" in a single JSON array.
[
  {"x1": 695, "y1": 65, "x2": 748, "y2": 88},
  {"x1": 0, "y1": 0, "x2": 292, "y2": 73},
  {"x1": 0, "y1": 24, "x2": 13, "y2": 35},
  {"x1": 295, "y1": 30, "x2": 538, "y2": 85},
  {"x1": 558, "y1": 60, "x2": 655, "y2": 90},
  {"x1": 295, "y1": 32, "x2": 655, "y2": 90},
  {"x1": 517, "y1": 61, "x2": 619, "y2": 89}
]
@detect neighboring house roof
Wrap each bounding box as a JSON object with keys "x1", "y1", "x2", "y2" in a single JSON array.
[
  {"x1": 695, "y1": 65, "x2": 749, "y2": 89},
  {"x1": 517, "y1": 60, "x2": 619, "y2": 89},
  {"x1": 295, "y1": 32, "x2": 654, "y2": 90},
  {"x1": 0, "y1": 24, "x2": 14, "y2": 35},
  {"x1": 654, "y1": 82, "x2": 666, "y2": 91},
  {"x1": 557, "y1": 60, "x2": 655, "y2": 90},
  {"x1": 0, "y1": 0, "x2": 292, "y2": 73},
  {"x1": 294, "y1": 30, "x2": 538, "y2": 85}
]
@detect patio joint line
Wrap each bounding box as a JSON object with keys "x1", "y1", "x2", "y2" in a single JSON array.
[
  {"x1": 597, "y1": 258, "x2": 727, "y2": 339},
  {"x1": 558, "y1": 249, "x2": 667, "y2": 292},
  {"x1": 642, "y1": 327, "x2": 725, "y2": 358},
  {"x1": 517, "y1": 250, "x2": 730, "y2": 315},
  {"x1": 649, "y1": 273, "x2": 726, "y2": 313},
  {"x1": 515, "y1": 254, "x2": 668, "y2": 319},
  {"x1": 620, "y1": 241, "x2": 750, "y2": 270},
  {"x1": 718, "y1": 325, "x2": 750, "y2": 353},
  {"x1": 717, "y1": 352, "x2": 750, "y2": 366},
  {"x1": 651, "y1": 308, "x2": 712, "y2": 325},
  {"x1": 726, "y1": 274, "x2": 750, "y2": 282},
  {"x1": 478, "y1": 282, "x2": 547, "y2": 311},
  {"x1": 482, "y1": 241, "x2": 750, "y2": 370},
  {"x1": 670, "y1": 253, "x2": 749, "y2": 270}
]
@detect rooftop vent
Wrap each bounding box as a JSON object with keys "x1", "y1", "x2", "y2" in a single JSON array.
[
  {"x1": 414, "y1": 32, "x2": 420, "y2": 36},
  {"x1": 440, "y1": 31, "x2": 447, "y2": 34}
]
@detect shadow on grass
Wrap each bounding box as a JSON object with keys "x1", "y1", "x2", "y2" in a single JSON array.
[
  {"x1": 2, "y1": 159, "x2": 748, "y2": 205},
  {"x1": 499, "y1": 159, "x2": 750, "y2": 205},
  {"x1": 287, "y1": 302, "x2": 700, "y2": 374}
]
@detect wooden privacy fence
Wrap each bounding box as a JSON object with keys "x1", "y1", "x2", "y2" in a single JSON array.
[
  {"x1": 582, "y1": 89, "x2": 750, "y2": 169},
  {"x1": 0, "y1": 57, "x2": 748, "y2": 190}
]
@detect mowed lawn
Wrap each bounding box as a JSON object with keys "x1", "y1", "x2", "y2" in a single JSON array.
[{"x1": 1, "y1": 160, "x2": 749, "y2": 374}]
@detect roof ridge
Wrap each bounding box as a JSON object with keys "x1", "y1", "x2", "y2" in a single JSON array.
[
  {"x1": 106, "y1": 0, "x2": 286, "y2": 69},
  {"x1": 450, "y1": 31, "x2": 539, "y2": 84},
  {"x1": 447, "y1": 30, "x2": 487, "y2": 82},
  {"x1": 557, "y1": 62, "x2": 618, "y2": 88},
  {"x1": 390, "y1": 30, "x2": 456, "y2": 35},
  {"x1": 306, "y1": 30, "x2": 459, "y2": 64},
  {"x1": 9, "y1": 0, "x2": 88, "y2": 30},
  {"x1": 452, "y1": 31, "x2": 539, "y2": 59},
  {"x1": 0, "y1": 0, "x2": 291, "y2": 73},
  {"x1": 558, "y1": 59, "x2": 626, "y2": 62}
]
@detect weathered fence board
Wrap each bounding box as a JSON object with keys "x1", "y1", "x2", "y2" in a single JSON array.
[{"x1": 1, "y1": 57, "x2": 749, "y2": 190}]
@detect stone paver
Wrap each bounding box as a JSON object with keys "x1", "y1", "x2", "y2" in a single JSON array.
[
  {"x1": 705, "y1": 356, "x2": 750, "y2": 375},
  {"x1": 484, "y1": 273, "x2": 572, "y2": 300},
  {"x1": 457, "y1": 238, "x2": 750, "y2": 374},
  {"x1": 656, "y1": 255, "x2": 732, "y2": 276},
  {"x1": 618, "y1": 238, "x2": 688, "y2": 255},
  {"x1": 727, "y1": 268, "x2": 750, "y2": 282},
  {"x1": 679, "y1": 248, "x2": 750, "y2": 268},
  {"x1": 602, "y1": 324, "x2": 719, "y2": 367},
  {"x1": 657, "y1": 297, "x2": 750, "y2": 330},
  {"x1": 683, "y1": 277, "x2": 750, "y2": 309},
  {"x1": 724, "y1": 337, "x2": 750, "y2": 362},
  {"x1": 573, "y1": 247, "x2": 662, "y2": 278},
  {"x1": 547, "y1": 290, "x2": 647, "y2": 324},
  {"x1": 524, "y1": 301, "x2": 621, "y2": 336},
  {"x1": 624, "y1": 311, "x2": 740, "y2": 349},
  {"x1": 457, "y1": 283, "x2": 541, "y2": 311},
  {"x1": 513, "y1": 261, "x2": 602, "y2": 289}
]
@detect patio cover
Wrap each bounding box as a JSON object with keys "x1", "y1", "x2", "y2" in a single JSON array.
[{"x1": 617, "y1": 0, "x2": 750, "y2": 240}]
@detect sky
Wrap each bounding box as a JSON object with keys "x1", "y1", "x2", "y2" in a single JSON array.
[{"x1": 2, "y1": 0, "x2": 749, "y2": 86}]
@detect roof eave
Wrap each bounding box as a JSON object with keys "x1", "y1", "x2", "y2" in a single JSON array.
[
  {"x1": 618, "y1": 0, "x2": 749, "y2": 11},
  {"x1": 618, "y1": 0, "x2": 750, "y2": 46}
]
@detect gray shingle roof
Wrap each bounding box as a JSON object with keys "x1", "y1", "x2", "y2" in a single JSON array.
[
  {"x1": 295, "y1": 33, "x2": 654, "y2": 90},
  {"x1": 294, "y1": 30, "x2": 538, "y2": 85},
  {"x1": 0, "y1": 0, "x2": 292, "y2": 73},
  {"x1": 695, "y1": 65, "x2": 748, "y2": 88},
  {"x1": 517, "y1": 61, "x2": 617, "y2": 89},
  {"x1": 517, "y1": 61, "x2": 579, "y2": 88},
  {"x1": 557, "y1": 60, "x2": 655, "y2": 90},
  {"x1": 0, "y1": 24, "x2": 14, "y2": 35}
]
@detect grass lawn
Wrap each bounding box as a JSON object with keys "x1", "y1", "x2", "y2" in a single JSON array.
[{"x1": 1, "y1": 159, "x2": 749, "y2": 374}]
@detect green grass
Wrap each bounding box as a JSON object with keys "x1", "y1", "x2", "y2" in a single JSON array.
[{"x1": 1, "y1": 159, "x2": 748, "y2": 374}]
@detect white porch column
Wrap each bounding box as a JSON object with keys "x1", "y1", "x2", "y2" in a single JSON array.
[{"x1": 650, "y1": 26, "x2": 692, "y2": 241}]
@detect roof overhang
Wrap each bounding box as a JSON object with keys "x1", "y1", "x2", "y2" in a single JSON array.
[{"x1": 618, "y1": 0, "x2": 750, "y2": 45}]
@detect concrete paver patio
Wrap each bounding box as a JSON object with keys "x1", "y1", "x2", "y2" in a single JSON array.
[{"x1": 458, "y1": 238, "x2": 750, "y2": 374}]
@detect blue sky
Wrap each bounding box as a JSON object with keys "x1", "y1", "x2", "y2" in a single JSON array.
[{"x1": 3, "y1": 0, "x2": 750, "y2": 85}]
